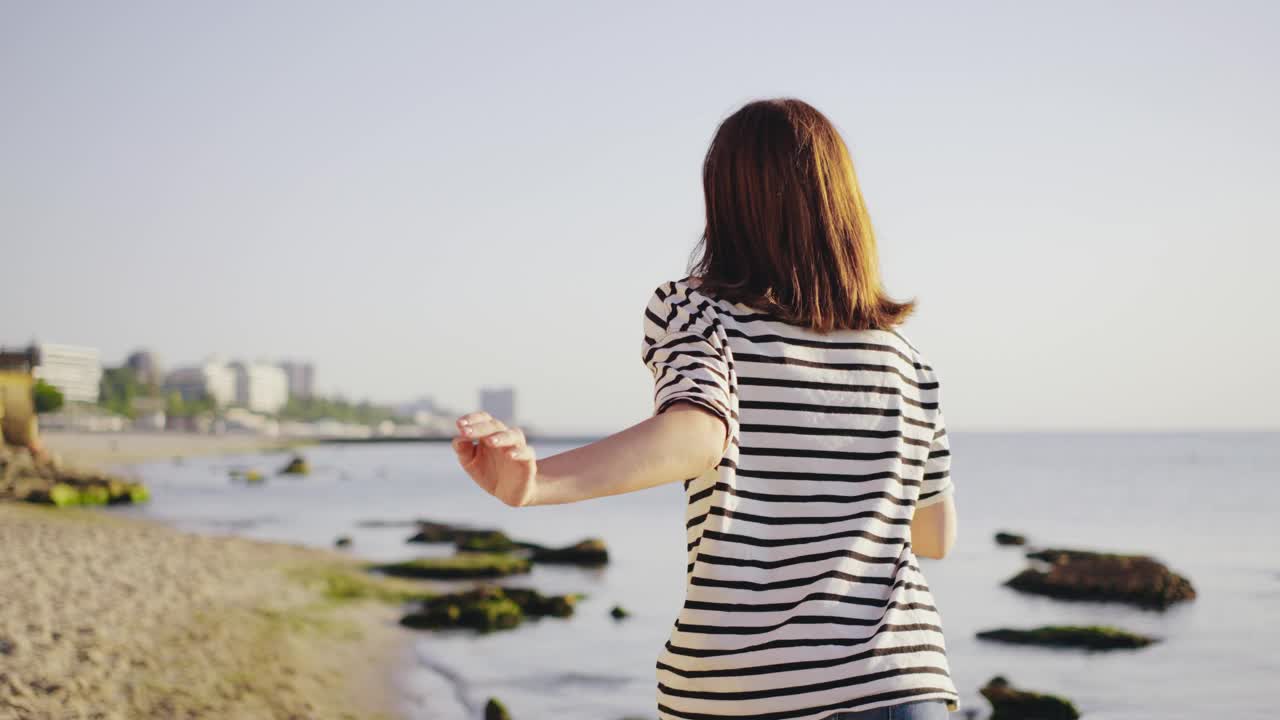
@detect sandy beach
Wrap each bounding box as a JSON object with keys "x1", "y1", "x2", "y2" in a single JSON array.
[
  {"x1": 39, "y1": 431, "x2": 305, "y2": 470},
  {"x1": 0, "y1": 502, "x2": 422, "y2": 720}
]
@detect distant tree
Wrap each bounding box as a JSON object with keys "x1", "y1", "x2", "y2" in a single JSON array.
[
  {"x1": 32, "y1": 379, "x2": 64, "y2": 414},
  {"x1": 99, "y1": 366, "x2": 142, "y2": 418}
]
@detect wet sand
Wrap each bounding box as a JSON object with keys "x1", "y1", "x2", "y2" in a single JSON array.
[{"x1": 0, "y1": 503, "x2": 416, "y2": 720}]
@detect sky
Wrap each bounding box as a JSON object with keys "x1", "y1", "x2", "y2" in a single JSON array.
[{"x1": 2, "y1": 1, "x2": 1277, "y2": 433}]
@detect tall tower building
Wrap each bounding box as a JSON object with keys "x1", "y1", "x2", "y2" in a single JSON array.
[{"x1": 479, "y1": 386, "x2": 516, "y2": 426}]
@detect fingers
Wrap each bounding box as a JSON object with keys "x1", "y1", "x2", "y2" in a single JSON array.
[
  {"x1": 482, "y1": 428, "x2": 526, "y2": 449},
  {"x1": 451, "y1": 436, "x2": 477, "y2": 465},
  {"x1": 506, "y1": 444, "x2": 536, "y2": 462},
  {"x1": 457, "y1": 412, "x2": 507, "y2": 440}
]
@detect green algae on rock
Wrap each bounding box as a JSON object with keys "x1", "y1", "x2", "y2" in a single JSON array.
[
  {"x1": 528, "y1": 537, "x2": 610, "y2": 566},
  {"x1": 279, "y1": 455, "x2": 310, "y2": 475},
  {"x1": 373, "y1": 552, "x2": 532, "y2": 580},
  {"x1": 399, "y1": 585, "x2": 581, "y2": 633},
  {"x1": 976, "y1": 624, "x2": 1156, "y2": 650},
  {"x1": 484, "y1": 697, "x2": 512, "y2": 720},
  {"x1": 980, "y1": 676, "x2": 1079, "y2": 720}
]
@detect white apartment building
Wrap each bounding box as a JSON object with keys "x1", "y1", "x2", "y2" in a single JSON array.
[
  {"x1": 33, "y1": 343, "x2": 103, "y2": 404},
  {"x1": 229, "y1": 361, "x2": 289, "y2": 414},
  {"x1": 479, "y1": 386, "x2": 516, "y2": 426},
  {"x1": 164, "y1": 359, "x2": 237, "y2": 407}
]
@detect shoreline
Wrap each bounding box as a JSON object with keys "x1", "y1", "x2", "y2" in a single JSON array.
[
  {"x1": 39, "y1": 430, "x2": 309, "y2": 470},
  {"x1": 0, "y1": 502, "x2": 431, "y2": 719}
]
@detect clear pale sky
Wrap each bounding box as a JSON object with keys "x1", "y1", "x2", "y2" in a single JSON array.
[{"x1": 3, "y1": 2, "x2": 1277, "y2": 433}]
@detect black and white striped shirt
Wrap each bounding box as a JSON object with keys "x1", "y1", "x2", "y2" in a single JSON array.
[{"x1": 641, "y1": 277, "x2": 959, "y2": 720}]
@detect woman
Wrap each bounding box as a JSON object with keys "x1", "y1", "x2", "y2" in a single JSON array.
[{"x1": 452, "y1": 98, "x2": 960, "y2": 720}]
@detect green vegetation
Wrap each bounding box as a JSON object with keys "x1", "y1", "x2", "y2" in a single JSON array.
[
  {"x1": 372, "y1": 552, "x2": 532, "y2": 580},
  {"x1": 165, "y1": 390, "x2": 216, "y2": 418},
  {"x1": 98, "y1": 366, "x2": 145, "y2": 418},
  {"x1": 976, "y1": 625, "x2": 1157, "y2": 650},
  {"x1": 277, "y1": 395, "x2": 409, "y2": 425},
  {"x1": 32, "y1": 379, "x2": 64, "y2": 413},
  {"x1": 286, "y1": 563, "x2": 437, "y2": 605}
]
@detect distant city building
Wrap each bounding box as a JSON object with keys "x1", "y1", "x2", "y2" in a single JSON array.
[
  {"x1": 397, "y1": 396, "x2": 440, "y2": 421},
  {"x1": 479, "y1": 386, "x2": 516, "y2": 426},
  {"x1": 33, "y1": 343, "x2": 102, "y2": 404},
  {"x1": 229, "y1": 361, "x2": 288, "y2": 414},
  {"x1": 164, "y1": 358, "x2": 236, "y2": 407},
  {"x1": 125, "y1": 349, "x2": 164, "y2": 387},
  {"x1": 278, "y1": 360, "x2": 315, "y2": 399}
]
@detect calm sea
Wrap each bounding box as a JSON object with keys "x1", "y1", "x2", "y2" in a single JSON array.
[{"x1": 116, "y1": 432, "x2": 1279, "y2": 720}]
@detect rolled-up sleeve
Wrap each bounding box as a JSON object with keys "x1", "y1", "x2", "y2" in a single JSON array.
[
  {"x1": 917, "y1": 411, "x2": 953, "y2": 508},
  {"x1": 640, "y1": 281, "x2": 736, "y2": 457}
]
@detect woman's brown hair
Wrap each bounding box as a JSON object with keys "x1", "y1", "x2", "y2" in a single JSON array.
[{"x1": 689, "y1": 98, "x2": 915, "y2": 333}]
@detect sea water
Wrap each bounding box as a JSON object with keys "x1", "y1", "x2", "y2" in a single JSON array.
[{"x1": 119, "y1": 432, "x2": 1279, "y2": 720}]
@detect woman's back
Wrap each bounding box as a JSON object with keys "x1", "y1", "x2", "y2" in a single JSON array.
[{"x1": 642, "y1": 277, "x2": 959, "y2": 719}]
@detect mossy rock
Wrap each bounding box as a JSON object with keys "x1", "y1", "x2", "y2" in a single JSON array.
[
  {"x1": 995, "y1": 531, "x2": 1027, "y2": 546},
  {"x1": 1006, "y1": 547, "x2": 1196, "y2": 609},
  {"x1": 976, "y1": 625, "x2": 1156, "y2": 650},
  {"x1": 399, "y1": 585, "x2": 580, "y2": 632},
  {"x1": 78, "y1": 484, "x2": 110, "y2": 506},
  {"x1": 279, "y1": 455, "x2": 310, "y2": 475},
  {"x1": 373, "y1": 552, "x2": 532, "y2": 580},
  {"x1": 500, "y1": 587, "x2": 582, "y2": 618},
  {"x1": 981, "y1": 675, "x2": 1079, "y2": 720},
  {"x1": 400, "y1": 586, "x2": 522, "y2": 632},
  {"x1": 24, "y1": 482, "x2": 81, "y2": 507},
  {"x1": 484, "y1": 697, "x2": 512, "y2": 720},
  {"x1": 455, "y1": 530, "x2": 518, "y2": 553},
  {"x1": 127, "y1": 483, "x2": 150, "y2": 504},
  {"x1": 529, "y1": 537, "x2": 610, "y2": 566}
]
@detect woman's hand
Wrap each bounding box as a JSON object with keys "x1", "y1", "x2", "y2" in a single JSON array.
[{"x1": 451, "y1": 411, "x2": 538, "y2": 507}]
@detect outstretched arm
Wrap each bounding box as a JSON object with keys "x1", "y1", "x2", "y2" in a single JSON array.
[{"x1": 452, "y1": 402, "x2": 727, "y2": 507}]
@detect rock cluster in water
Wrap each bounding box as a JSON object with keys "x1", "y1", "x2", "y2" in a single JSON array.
[
  {"x1": 373, "y1": 552, "x2": 532, "y2": 580},
  {"x1": 0, "y1": 445, "x2": 149, "y2": 507},
  {"x1": 976, "y1": 624, "x2": 1156, "y2": 650},
  {"x1": 1005, "y1": 547, "x2": 1196, "y2": 610},
  {"x1": 980, "y1": 676, "x2": 1079, "y2": 720},
  {"x1": 405, "y1": 519, "x2": 610, "y2": 567},
  {"x1": 399, "y1": 584, "x2": 582, "y2": 633}
]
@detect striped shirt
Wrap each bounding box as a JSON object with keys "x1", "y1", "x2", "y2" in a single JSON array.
[{"x1": 641, "y1": 277, "x2": 960, "y2": 720}]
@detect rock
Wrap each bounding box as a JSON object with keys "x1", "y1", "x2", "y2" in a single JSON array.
[
  {"x1": 23, "y1": 483, "x2": 80, "y2": 507},
  {"x1": 373, "y1": 553, "x2": 532, "y2": 580},
  {"x1": 484, "y1": 697, "x2": 511, "y2": 720},
  {"x1": 334, "y1": 536, "x2": 353, "y2": 549},
  {"x1": 980, "y1": 676, "x2": 1079, "y2": 720},
  {"x1": 1005, "y1": 547, "x2": 1196, "y2": 610},
  {"x1": 455, "y1": 530, "x2": 518, "y2": 553},
  {"x1": 400, "y1": 586, "x2": 522, "y2": 632},
  {"x1": 500, "y1": 587, "x2": 582, "y2": 618},
  {"x1": 77, "y1": 485, "x2": 110, "y2": 506},
  {"x1": 610, "y1": 604, "x2": 629, "y2": 620},
  {"x1": 975, "y1": 625, "x2": 1156, "y2": 650},
  {"x1": 279, "y1": 455, "x2": 310, "y2": 475},
  {"x1": 405, "y1": 520, "x2": 471, "y2": 544},
  {"x1": 995, "y1": 531, "x2": 1027, "y2": 546},
  {"x1": 528, "y1": 537, "x2": 610, "y2": 566},
  {"x1": 399, "y1": 585, "x2": 581, "y2": 632}
]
